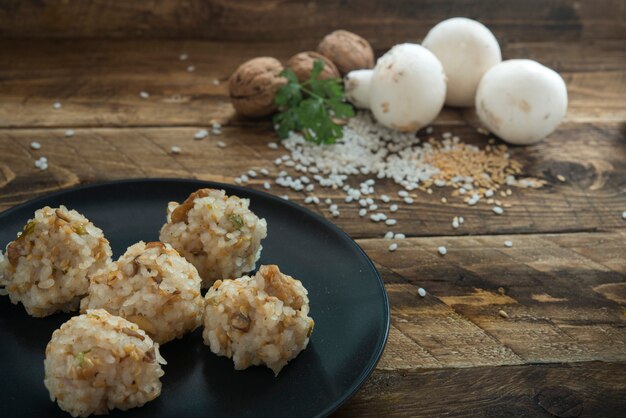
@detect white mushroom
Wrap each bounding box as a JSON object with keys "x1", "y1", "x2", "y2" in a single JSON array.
[
  {"x1": 422, "y1": 17, "x2": 501, "y2": 107},
  {"x1": 475, "y1": 59, "x2": 568, "y2": 145},
  {"x1": 370, "y1": 43, "x2": 446, "y2": 132},
  {"x1": 344, "y1": 69, "x2": 373, "y2": 109}
]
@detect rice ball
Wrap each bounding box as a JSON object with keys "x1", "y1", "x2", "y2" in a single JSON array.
[
  {"x1": 159, "y1": 189, "x2": 267, "y2": 288},
  {"x1": 44, "y1": 309, "x2": 165, "y2": 418},
  {"x1": 0, "y1": 206, "x2": 112, "y2": 317},
  {"x1": 81, "y1": 241, "x2": 204, "y2": 344},
  {"x1": 203, "y1": 265, "x2": 314, "y2": 375}
]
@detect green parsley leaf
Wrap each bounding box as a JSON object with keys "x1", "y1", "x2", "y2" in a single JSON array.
[
  {"x1": 228, "y1": 214, "x2": 244, "y2": 230},
  {"x1": 273, "y1": 60, "x2": 353, "y2": 144}
]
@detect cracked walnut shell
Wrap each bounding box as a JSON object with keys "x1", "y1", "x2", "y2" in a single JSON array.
[
  {"x1": 228, "y1": 57, "x2": 287, "y2": 118},
  {"x1": 317, "y1": 30, "x2": 375, "y2": 75},
  {"x1": 287, "y1": 51, "x2": 340, "y2": 83}
]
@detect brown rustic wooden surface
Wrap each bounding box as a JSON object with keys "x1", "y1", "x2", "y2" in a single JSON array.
[{"x1": 0, "y1": 1, "x2": 625, "y2": 416}]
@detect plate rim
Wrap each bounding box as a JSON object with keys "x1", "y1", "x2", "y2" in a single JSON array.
[{"x1": 0, "y1": 178, "x2": 390, "y2": 418}]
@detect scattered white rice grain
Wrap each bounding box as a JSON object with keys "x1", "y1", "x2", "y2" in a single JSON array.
[
  {"x1": 370, "y1": 214, "x2": 381, "y2": 222},
  {"x1": 389, "y1": 204, "x2": 398, "y2": 212},
  {"x1": 459, "y1": 217, "x2": 464, "y2": 224},
  {"x1": 404, "y1": 197, "x2": 414, "y2": 204},
  {"x1": 234, "y1": 177, "x2": 242, "y2": 184},
  {"x1": 394, "y1": 233, "x2": 406, "y2": 240},
  {"x1": 418, "y1": 288, "x2": 426, "y2": 297},
  {"x1": 30, "y1": 141, "x2": 41, "y2": 150},
  {"x1": 305, "y1": 184, "x2": 314, "y2": 192},
  {"x1": 179, "y1": 53, "x2": 188, "y2": 61},
  {"x1": 187, "y1": 65, "x2": 195, "y2": 72},
  {"x1": 426, "y1": 126, "x2": 434, "y2": 134},
  {"x1": 260, "y1": 168, "x2": 269, "y2": 176},
  {"x1": 281, "y1": 195, "x2": 289, "y2": 200},
  {"x1": 504, "y1": 240, "x2": 513, "y2": 248},
  {"x1": 240, "y1": 174, "x2": 249, "y2": 182},
  {"x1": 268, "y1": 142, "x2": 279, "y2": 149},
  {"x1": 247, "y1": 170, "x2": 257, "y2": 178},
  {"x1": 139, "y1": 91, "x2": 150, "y2": 99},
  {"x1": 212, "y1": 79, "x2": 220, "y2": 86},
  {"x1": 380, "y1": 194, "x2": 390, "y2": 203},
  {"x1": 459, "y1": 187, "x2": 467, "y2": 195},
  {"x1": 385, "y1": 219, "x2": 397, "y2": 226},
  {"x1": 369, "y1": 204, "x2": 378, "y2": 211},
  {"x1": 263, "y1": 182, "x2": 271, "y2": 190},
  {"x1": 325, "y1": 198, "x2": 332, "y2": 205},
  {"x1": 216, "y1": 141, "x2": 226, "y2": 148},
  {"x1": 485, "y1": 189, "x2": 494, "y2": 198},
  {"x1": 304, "y1": 196, "x2": 314, "y2": 204},
  {"x1": 398, "y1": 190, "x2": 408, "y2": 197},
  {"x1": 194, "y1": 129, "x2": 209, "y2": 139},
  {"x1": 52, "y1": 102, "x2": 62, "y2": 109},
  {"x1": 64, "y1": 129, "x2": 74, "y2": 137},
  {"x1": 437, "y1": 246, "x2": 448, "y2": 256},
  {"x1": 388, "y1": 243, "x2": 398, "y2": 252},
  {"x1": 452, "y1": 218, "x2": 459, "y2": 229},
  {"x1": 170, "y1": 146, "x2": 181, "y2": 154},
  {"x1": 384, "y1": 231, "x2": 394, "y2": 240},
  {"x1": 621, "y1": 211, "x2": 626, "y2": 220},
  {"x1": 492, "y1": 206, "x2": 504, "y2": 215},
  {"x1": 359, "y1": 209, "x2": 367, "y2": 217},
  {"x1": 274, "y1": 158, "x2": 282, "y2": 165}
]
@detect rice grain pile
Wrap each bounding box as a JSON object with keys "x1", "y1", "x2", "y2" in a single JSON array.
[
  {"x1": 81, "y1": 241, "x2": 204, "y2": 344},
  {"x1": 160, "y1": 189, "x2": 267, "y2": 288},
  {"x1": 44, "y1": 309, "x2": 166, "y2": 418},
  {"x1": 0, "y1": 206, "x2": 112, "y2": 317},
  {"x1": 203, "y1": 264, "x2": 314, "y2": 375}
]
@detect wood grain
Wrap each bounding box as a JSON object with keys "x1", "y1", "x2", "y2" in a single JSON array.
[
  {"x1": 0, "y1": 39, "x2": 624, "y2": 129},
  {"x1": 0, "y1": 5, "x2": 625, "y2": 415},
  {"x1": 337, "y1": 363, "x2": 626, "y2": 417},
  {"x1": 1, "y1": 121, "x2": 624, "y2": 238},
  {"x1": 0, "y1": 0, "x2": 624, "y2": 42},
  {"x1": 364, "y1": 231, "x2": 626, "y2": 370}
]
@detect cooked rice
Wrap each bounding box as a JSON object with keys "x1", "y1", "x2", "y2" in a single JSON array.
[
  {"x1": 203, "y1": 265, "x2": 314, "y2": 375},
  {"x1": 159, "y1": 189, "x2": 267, "y2": 288},
  {"x1": 0, "y1": 206, "x2": 112, "y2": 317},
  {"x1": 44, "y1": 309, "x2": 165, "y2": 417},
  {"x1": 81, "y1": 241, "x2": 204, "y2": 344}
]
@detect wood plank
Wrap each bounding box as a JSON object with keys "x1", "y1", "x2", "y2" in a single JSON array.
[
  {"x1": 1, "y1": 121, "x2": 624, "y2": 238},
  {"x1": 0, "y1": 39, "x2": 624, "y2": 128},
  {"x1": 0, "y1": 0, "x2": 624, "y2": 41},
  {"x1": 336, "y1": 363, "x2": 626, "y2": 417},
  {"x1": 360, "y1": 231, "x2": 626, "y2": 369}
]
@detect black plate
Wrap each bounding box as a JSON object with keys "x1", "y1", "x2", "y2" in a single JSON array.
[{"x1": 0, "y1": 179, "x2": 389, "y2": 418}]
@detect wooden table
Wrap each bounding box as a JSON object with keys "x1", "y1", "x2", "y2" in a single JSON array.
[{"x1": 1, "y1": 1, "x2": 625, "y2": 416}]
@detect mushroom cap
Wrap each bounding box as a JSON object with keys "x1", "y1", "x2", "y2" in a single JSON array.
[
  {"x1": 317, "y1": 30, "x2": 375, "y2": 75},
  {"x1": 370, "y1": 43, "x2": 446, "y2": 132},
  {"x1": 423, "y1": 17, "x2": 501, "y2": 107},
  {"x1": 344, "y1": 69, "x2": 373, "y2": 109},
  {"x1": 476, "y1": 59, "x2": 568, "y2": 145},
  {"x1": 228, "y1": 57, "x2": 286, "y2": 118}
]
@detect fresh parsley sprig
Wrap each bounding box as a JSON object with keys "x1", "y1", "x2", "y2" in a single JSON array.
[{"x1": 273, "y1": 60, "x2": 354, "y2": 145}]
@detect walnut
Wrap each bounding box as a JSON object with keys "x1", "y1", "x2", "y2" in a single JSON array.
[
  {"x1": 317, "y1": 30, "x2": 375, "y2": 75},
  {"x1": 228, "y1": 57, "x2": 287, "y2": 117},
  {"x1": 286, "y1": 51, "x2": 340, "y2": 83}
]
